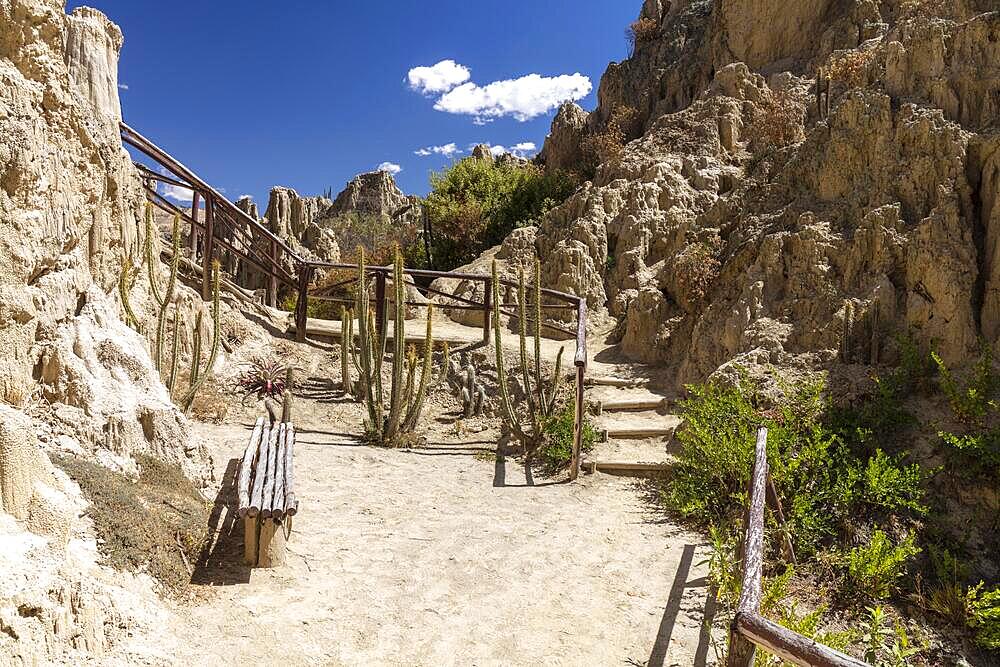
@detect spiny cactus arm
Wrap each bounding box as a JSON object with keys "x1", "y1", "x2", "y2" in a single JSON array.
[
  {"x1": 492, "y1": 261, "x2": 527, "y2": 443},
  {"x1": 154, "y1": 214, "x2": 182, "y2": 372},
  {"x1": 402, "y1": 305, "x2": 434, "y2": 432},
  {"x1": 403, "y1": 345, "x2": 417, "y2": 409},
  {"x1": 167, "y1": 302, "x2": 181, "y2": 396},
  {"x1": 144, "y1": 202, "x2": 163, "y2": 308},
  {"x1": 385, "y1": 252, "x2": 406, "y2": 440},
  {"x1": 545, "y1": 346, "x2": 564, "y2": 416},
  {"x1": 533, "y1": 258, "x2": 546, "y2": 411},
  {"x1": 340, "y1": 306, "x2": 353, "y2": 394},
  {"x1": 188, "y1": 311, "x2": 203, "y2": 390},
  {"x1": 281, "y1": 367, "x2": 294, "y2": 423},
  {"x1": 355, "y1": 250, "x2": 381, "y2": 437},
  {"x1": 118, "y1": 257, "x2": 142, "y2": 332},
  {"x1": 182, "y1": 261, "x2": 222, "y2": 412},
  {"x1": 516, "y1": 268, "x2": 538, "y2": 429}
]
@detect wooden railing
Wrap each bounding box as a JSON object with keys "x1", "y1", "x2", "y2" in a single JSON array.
[
  {"x1": 120, "y1": 122, "x2": 589, "y2": 478},
  {"x1": 728, "y1": 427, "x2": 869, "y2": 667}
]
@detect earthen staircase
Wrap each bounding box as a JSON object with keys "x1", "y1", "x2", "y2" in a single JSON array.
[{"x1": 580, "y1": 375, "x2": 680, "y2": 476}]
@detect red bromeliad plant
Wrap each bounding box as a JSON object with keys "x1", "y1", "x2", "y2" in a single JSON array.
[{"x1": 236, "y1": 358, "x2": 290, "y2": 403}]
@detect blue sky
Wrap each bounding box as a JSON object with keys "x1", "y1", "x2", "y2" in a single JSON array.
[{"x1": 69, "y1": 1, "x2": 637, "y2": 204}]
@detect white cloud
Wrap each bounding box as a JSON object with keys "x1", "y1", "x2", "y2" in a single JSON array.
[
  {"x1": 117, "y1": 83, "x2": 129, "y2": 90},
  {"x1": 413, "y1": 142, "x2": 462, "y2": 158},
  {"x1": 377, "y1": 161, "x2": 402, "y2": 175},
  {"x1": 488, "y1": 145, "x2": 506, "y2": 157},
  {"x1": 407, "y1": 60, "x2": 470, "y2": 95},
  {"x1": 510, "y1": 142, "x2": 537, "y2": 156},
  {"x1": 432, "y1": 72, "x2": 591, "y2": 122},
  {"x1": 160, "y1": 182, "x2": 193, "y2": 203}
]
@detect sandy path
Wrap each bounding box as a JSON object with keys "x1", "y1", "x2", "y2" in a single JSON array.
[{"x1": 162, "y1": 402, "x2": 720, "y2": 666}]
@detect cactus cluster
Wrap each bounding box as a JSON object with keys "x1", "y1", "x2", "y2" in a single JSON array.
[
  {"x1": 491, "y1": 258, "x2": 564, "y2": 457},
  {"x1": 120, "y1": 202, "x2": 221, "y2": 412},
  {"x1": 350, "y1": 247, "x2": 437, "y2": 446},
  {"x1": 448, "y1": 354, "x2": 486, "y2": 417}
]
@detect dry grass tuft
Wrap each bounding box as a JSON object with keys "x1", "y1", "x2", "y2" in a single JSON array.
[
  {"x1": 747, "y1": 88, "x2": 806, "y2": 151},
  {"x1": 581, "y1": 105, "x2": 640, "y2": 175},
  {"x1": 827, "y1": 49, "x2": 879, "y2": 89},
  {"x1": 626, "y1": 17, "x2": 659, "y2": 55},
  {"x1": 53, "y1": 452, "x2": 210, "y2": 595}
]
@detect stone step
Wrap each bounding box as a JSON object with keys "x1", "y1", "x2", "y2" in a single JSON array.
[
  {"x1": 592, "y1": 397, "x2": 666, "y2": 415},
  {"x1": 580, "y1": 459, "x2": 674, "y2": 475},
  {"x1": 585, "y1": 376, "x2": 649, "y2": 388},
  {"x1": 598, "y1": 425, "x2": 676, "y2": 442}
]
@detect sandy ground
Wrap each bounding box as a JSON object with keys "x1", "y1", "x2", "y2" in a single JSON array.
[{"x1": 153, "y1": 381, "x2": 721, "y2": 666}]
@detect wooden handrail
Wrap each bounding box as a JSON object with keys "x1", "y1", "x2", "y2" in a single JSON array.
[
  {"x1": 123, "y1": 120, "x2": 589, "y2": 478},
  {"x1": 727, "y1": 427, "x2": 869, "y2": 667}
]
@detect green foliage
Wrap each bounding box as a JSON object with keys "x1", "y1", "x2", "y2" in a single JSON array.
[
  {"x1": 424, "y1": 157, "x2": 577, "y2": 270},
  {"x1": 537, "y1": 402, "x2": 596, "y2": 474},
  {"x1": 846, "y1": 531, "x2": 921, "y2": 599},
  {"x1": 933, "y1": 346, "x2": 1000, "y2": 475},
  {"x1": 665, "y1": 375, "x2": 929, "y2": 559},
  {"x1": 933, "y1": 346, "x2": 996, "y2": 426},
  {"x1": 967, "y1": 582, "x2": 1000, "y2": 650},
  {"x1": 860, "y1": 606, "x2": 923, "y2": 666},
  {"x1": 860, "y1": 449, "x2": 930, "y2": 516}
]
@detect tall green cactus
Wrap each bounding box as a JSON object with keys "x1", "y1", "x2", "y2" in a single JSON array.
[
  {"x1": 351, "y1": 247, "x2": 436, "y2": 446},
  {"x1": 181, "y1": 260, "x2": 222, "y2": 412},
  {"x1": 119, "y1": 256, "x2": 141, "y2": 332},
  {"x1": 491, "y1": 259, "x2": 563, "y2": 455},
  {"x1": 340, "y1": 305, "x2": 354, "y2": 396},
  {"x1": 154, "y1": 212, "x2": 182, "y2": 372}
]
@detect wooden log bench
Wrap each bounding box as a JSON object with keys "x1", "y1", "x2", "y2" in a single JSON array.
[{"x1": 237, "y1": 416, "x2": 298, "y2": 568}]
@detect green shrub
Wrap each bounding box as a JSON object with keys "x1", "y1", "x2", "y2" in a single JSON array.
[
  {"x1": 859, "y1": 605, "x2": 923, "y2": 666},
  {"x1": 666, "y1": 376, "x2": 927, "y2": 557},
  {"x1": 860, "y1": 449, "x2": 930, "y2": 516},
  {"x1": 536, "y1": 402, "x2": 596, "y2": 474},
  {"x1": 933, "y1": 346, "x2": 996, "y2": 426},
  {"x1": 967, "y1": 582, "x2": 1000, "y2": 650},
  {"x1": 423, "y1": 157, "x2": 577, "y2": 270},
  {"x1": 846, "y1": 531, "x2": 921, "y2": 599}
]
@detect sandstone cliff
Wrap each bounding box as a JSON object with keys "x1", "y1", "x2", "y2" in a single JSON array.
[
  {"x1": 525, "y1": 0, "x2": 1000, "y2": 388},
  {"x1": 0, "y1": 1, "x2": 214, "y2": 661}
]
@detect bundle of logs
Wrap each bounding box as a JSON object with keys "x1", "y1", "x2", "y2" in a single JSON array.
[{"x1": 237, "y1": 416, "x2": 298, "y2": 567}]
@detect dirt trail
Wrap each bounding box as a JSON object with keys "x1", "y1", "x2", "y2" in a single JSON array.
[{"x1": 158, "y1": 397, "x2": 719, "y2": 666}]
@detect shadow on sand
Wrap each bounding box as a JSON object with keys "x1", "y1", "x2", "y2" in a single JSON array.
[{"x1": 191, "y1": 457, "x2": 252, "y2": 586}]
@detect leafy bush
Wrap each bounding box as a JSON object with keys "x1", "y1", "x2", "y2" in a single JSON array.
[
  {"x1": 933, "y1": 347, "x2": 995, "y2": 426},
  {"x1": 666, "y1": 376, "x2": 929, "y2": 558},
  {"x1": 860, "y1": 605, "x2": 923, "y2": 666},
  {"x1": 967, "y1": 582, "x2": 1000, "y2": 650},
  {"x1": 536, "y1": 402, "x2": 596, "y2": 474},
  {"x1": 423, "y1": 158, "x2": 577, "y2": 270},
  {"x1": 860, "y1": 449, "x2": 930, "y2": 516},
  {"x1": 847, "y1": 531, "x2": 921, "y2": 599}
]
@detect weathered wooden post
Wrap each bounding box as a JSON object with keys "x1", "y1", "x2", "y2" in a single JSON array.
[
  {"x1": 201, "y1": 197, "x2": 215, "y2": 301},
  {"x1": 728, "y1": 427, "x2": 768, "y2": 667},
  {"x1": 570, "y1": 299, "x2": 587, "y2": 481},
  {"x1": 481, "y1": 277, "x2": 492, "y2": 344},
  {"x1": 267, "y1": 238, "x2": 278, "y2": 308},
  {"x1": 190, "y1": 191, "x2": 200, "y2": 254},
  {"x1": 294, "y1": 264, "x2": 313, "y2": 342}
]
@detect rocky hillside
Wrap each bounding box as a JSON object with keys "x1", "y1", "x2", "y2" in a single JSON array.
[{"x1": 518, "y1": 0, "x2": 1000, "y2": 389}]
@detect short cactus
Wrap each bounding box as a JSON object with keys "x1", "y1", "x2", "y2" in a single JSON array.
[
  {"x1": 457, "y1": 361, "x2": 486, "y2": 417},
  {"x1": 340, "y1": 305, "x2": 354, "y2": 396}
]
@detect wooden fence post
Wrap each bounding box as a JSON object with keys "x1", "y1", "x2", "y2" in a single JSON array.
[
  {"x1": 190, "y1": 191, "x2": 200, "y2": 254},
  {"x1": 201, "y1": 196, "x2": 214, "y2": 301},
  {"x1": 294, "y1": 264, "x2": 312, "y2": 342},
  {"x1": 728, "y1": 427, "x2": 769, "y2": 667},
  {"x1": 267, "y1": 238, "x2": 278, "y2": 308}
]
